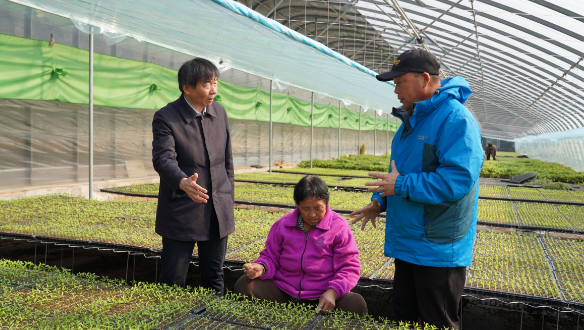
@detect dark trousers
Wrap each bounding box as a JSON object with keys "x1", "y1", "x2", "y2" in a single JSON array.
[
  {"x1": 392, "y1": 259, "x2": 466, "y2": 329},
  {"x1": 159, "y1": 209, "x2": 228, "y2": 294},
  {"x1": 234, "y1": 275, "x2": 368, "y2": 316}
]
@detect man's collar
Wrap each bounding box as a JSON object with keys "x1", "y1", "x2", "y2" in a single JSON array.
[
  {"x1": 178, "y1": 94, "x2": 218, "y2": 123},
  {"x1": 184, "y1": 95, "x2": 207, "y2": 116}
]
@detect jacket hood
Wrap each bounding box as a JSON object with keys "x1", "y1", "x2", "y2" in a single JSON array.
[{"x1": 413, "y1": 76, "x2": 472, "y2": 117}]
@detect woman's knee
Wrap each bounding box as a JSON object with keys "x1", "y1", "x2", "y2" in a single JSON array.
[
  {"x1": 234, "y1": 275, "x2": 253, "y2": 297},
  {"x1": 336, "y1": 292, "x2": 368, "y2": 316}
]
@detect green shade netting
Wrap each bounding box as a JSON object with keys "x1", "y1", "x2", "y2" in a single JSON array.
[{"x1": 0, "y1": 33, "x2": 397, "y2": 131}]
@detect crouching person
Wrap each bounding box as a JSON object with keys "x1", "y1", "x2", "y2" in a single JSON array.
[{"x1": 234, "y1": 176, "x2": 367, "y2": 316}]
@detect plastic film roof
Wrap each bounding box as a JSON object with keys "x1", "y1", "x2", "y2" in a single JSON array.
[
  {"x1": 6, "y1": 0, "x2": 400, "y2": 113},
  {"x1": 243, "y1": 0, "x2": 584, "y2": 140}
]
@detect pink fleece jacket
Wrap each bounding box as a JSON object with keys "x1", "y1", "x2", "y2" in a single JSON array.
[{"x1": 255, "y1": 206, "x2": 360, "y2": 299}]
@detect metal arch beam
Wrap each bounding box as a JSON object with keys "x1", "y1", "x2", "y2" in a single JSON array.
[
  {"x1": 524, "y1": 92, "x2": 580, "y2": 131},
  {"x1": 460, "y1": 76, "x2": 564, "y2": 127},
  {"x1": 283, "y1": 10, "x2": 364, "y2": 28},
  {"x1": 418, "y1": 0, "x2": 463, "y2": 32},
  {"x1": 454, "y1": 54, "x2": 477, "y2": 77},
  {"x1": 462, "y1": 65, "x2": 563, "y2": 109},
  {"x1": 476, "y1": 0, "x2": 584, "y2": 45},
  {"x1": 533, "y1": 119, "x2": 561, "y2": 135},
  {"x1": 430, "y1": 0, "x2": 583, "y2": 65},
  {"x1": 461, "y1": 76, "x2": 572, "y2": 131},
  {"x1": 538, "y1": 116, "x2": 568, "y2": 134},
  {"x1": 469, "y1": 0, "x2": 488, "y2": 119},
  {"x1": 251, "y1": 0, "x2": 275, "y2": 11},
  {"x1": 283, "y1": 12, "x2": 388, "y2": 44},
  {"x1": 326, "y1": 37, "x2": 386, "y2": 47},
  {"x1": 349, "y1": 28, "x2": 388, "y2": 59},
  {"x1": 372, "y1": 17, "x2": 560, "y2": 109},
  {"x1": 415, "y1": 41, "x2": 584, "y2": 129},
  {"x1": 315, "y1": 0, "x2": 360, "y2": 39},
  {"x1": 464, "y1": 63, "x2": 584, "y2": 125},
  {"x1": 362, "y1": 0, "x2": 584, "y2": 85},
  {"x1": 258, "y1": 0, "x2": 584, "y2": 135},
  {"x1": 465, "y1": 93, "x2": 536, "y2": 126},
  {"x1": 286, "y1": 15, "x2": 404, "y2": 43},
  {"x1": 526, "y1": 100, "x2": 574, "y2": 132},
  {"x1": 463, "y1": 87, "x2": 543, "y2": 126},
  {"x1": 349, "y1": 39, "x2": 376, "y2": 59},
  {"x1": 440, "y1": 33, "x2": 474, "y2": 61},
  {"x1": 527, "y1": 0, "x2": 584, "y2": 24},
  {"x1": 510, "y1": 56, "x2": 584, "y2": 126},
  {"x1": 464, "y1": 80, "x2": 538, "y2": 116},
  {"x1": 535, "y1": 87, "x2": 584, "y2": 128},
  {"x1": 373, "y1": 0, "x2": 449, "y2": 78},
  {"x1": 529, "y1": 110, "x2": 567, "y2": 134},
  {"x1": 360, "y1": 8, "x2": 530, "y2": 84},
  {"x1": 365, "y1": 3, "x2": 584, "y2": 128},
  {"x1": 280, "y1": 7, "x2": 373, "y2": 32},
  {"x1": 303, "y1": 23, "x2": 391, "y2": 53},
  {"x1": 266, "y1": 0, "x2": 285, "y2": 18},
  {"x1": 285, "y1": 15, "x2": 400, "y2": 66}
]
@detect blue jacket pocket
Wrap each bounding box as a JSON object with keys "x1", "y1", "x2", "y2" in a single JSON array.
[{"x1": 423, "y1": 179, "x2": 477, "y2": 244}]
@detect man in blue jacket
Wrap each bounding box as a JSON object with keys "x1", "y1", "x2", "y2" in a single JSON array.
[{"x1": 351, "y1": 49, "x2": 483, "y2": 329}]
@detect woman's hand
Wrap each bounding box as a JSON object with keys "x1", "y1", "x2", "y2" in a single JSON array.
[
  {"x1": 243, "y1": 263, "x2": 264, "y2": 279},
  {"x1": 317, "y1": 289, "x2": 338, "y2": 314}
]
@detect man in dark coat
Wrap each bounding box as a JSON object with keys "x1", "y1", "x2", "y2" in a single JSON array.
[
  {"x1": 152, "y1": 58, "x2": 234, "y2": 294},
  {"x1": 485, "y1": 142, "x2": 497, "y2": 160}
]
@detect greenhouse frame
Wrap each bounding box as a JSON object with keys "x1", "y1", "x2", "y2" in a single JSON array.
[{"x1": 1, "y1": 0, "x2": 584, "y2": 329}]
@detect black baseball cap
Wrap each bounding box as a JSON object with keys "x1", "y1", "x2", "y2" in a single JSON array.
[{"x1": 376, "y1": 49, "x2": 440, "y2": 81}]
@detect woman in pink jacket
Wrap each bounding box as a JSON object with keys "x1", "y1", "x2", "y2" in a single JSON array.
[{"x1": 234, "y1": 176, "x2": 367, "y2": 316}]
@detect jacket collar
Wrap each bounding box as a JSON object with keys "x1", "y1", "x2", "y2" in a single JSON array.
[
  {"x1": 285, "y1": 206, "x2": 332, "y2": 231},
  {"x1": 411, "y1": 89, "x2": 447, "y2": 118},
  {"x1": 391, "y1": 107, "x2": 413, "y2": 135},
  {"x1": 177, "y1": 94, "x2": 218, "y2": 124}
]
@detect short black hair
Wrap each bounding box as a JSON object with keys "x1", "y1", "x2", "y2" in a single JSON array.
[
  {"x1": 294, "y1": 176, "x2": 329, "y2": 205},
  {"x1": 177, "y1": 58, "x2": 219, "y2": 93}
]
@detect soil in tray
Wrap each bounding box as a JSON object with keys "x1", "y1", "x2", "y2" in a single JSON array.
[
  {"x1": 174, "y1": 316, "x2": 241, "y2": 330},
  {"x1": 203, "y1": 296, "x2": 318, "y2": 329},
  {"x1": 311, "y1": 315, "x2": 395, "y2": 330}
]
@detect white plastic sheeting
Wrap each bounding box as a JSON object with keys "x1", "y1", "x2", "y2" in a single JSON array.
[
  {"x1": 6, "y1": 0, "x2": 400, "y2": 113},
  {"x1": 515, "y1": 128, "x2": 584, "y2": 172},
  {"x1": 0, "y1": 99, "x2": 157, "y2": 189},
  {"x1": 0, "y1": 98, "x2": 394, "y2": 191},
  {"x1": 0, "y1": 0, "x2": 397, "y2": 191}
]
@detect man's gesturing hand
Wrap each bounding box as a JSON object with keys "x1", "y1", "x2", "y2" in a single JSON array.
[
  {"x1": 350, "y1": 199, "x2": 381, "y2": 231},
  {"x1": 179, "y1": 173, "x2": 209, "y2": 203},
  {"x1": 317, "y1": 289, "x2": 338, "y2": 314},
  {"x1": 365, "y1": 160, "x2": 401, "y2": 197},
  {"x1": 243, "y1": 263, "x2": 264, "y2": 279}
]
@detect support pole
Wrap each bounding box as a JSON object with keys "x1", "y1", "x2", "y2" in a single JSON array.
[
  {"x1": 338, "y1": 100, "x2": 341, "y2": 159},
  {"x1": 269, "y1": 80, "x2": 273, "y2": 173},
  {"x1": 310, "y1": 92, "x2": 314, "y2": 168},
  {"x1": 358, "y1": 106, "x2": 361, "y2": 155},
  {"x1": 374, "y1": 110, "x2": 377, "y2": 156},
  {"x1": 89, "y1": 26, "x2": 94, "y2": 199},
  {"x1": 28, "y1": 107, "x2": 33, "y2": 185}
]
